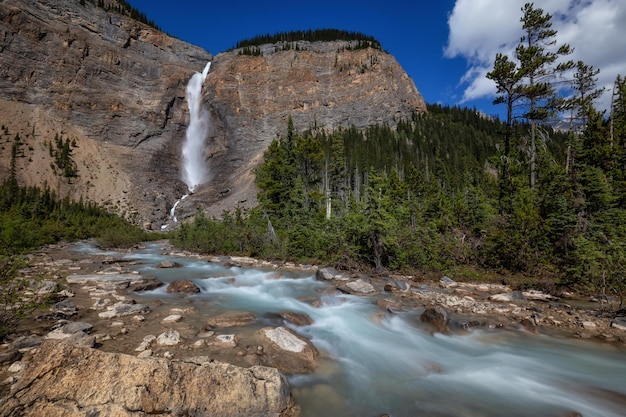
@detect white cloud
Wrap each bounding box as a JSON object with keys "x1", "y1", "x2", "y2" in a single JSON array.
[{"x1": 446, "y1": 0, "x2": 626, "y2": 112}]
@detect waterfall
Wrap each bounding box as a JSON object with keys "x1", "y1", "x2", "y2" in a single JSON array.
[
  {"x1": 181, "y1": 62, "x2": 211, "y2": 193},
  {"x1": 161, "y1": 62, "x2": 211, "y2": 230}
]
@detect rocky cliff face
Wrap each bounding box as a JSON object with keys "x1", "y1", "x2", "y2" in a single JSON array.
[
  {"x1": 190, "y1": 41, "x2": 426, "y2": 220},
  {"x1": 0, "y1": 0, "x2": 426, "y2": 228}
]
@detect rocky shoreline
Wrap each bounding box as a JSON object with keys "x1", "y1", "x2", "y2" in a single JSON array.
[{"x1": 1, "y1": 241, "x2": 625, "y2": 416}]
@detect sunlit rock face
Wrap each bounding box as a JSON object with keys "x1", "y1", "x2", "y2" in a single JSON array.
[
  {"x1": 0, "y1": 0, "x2": 426, "y2": 227},
  {"x1": 192, "y1": 41, "x2": 426, "y2": 220}
]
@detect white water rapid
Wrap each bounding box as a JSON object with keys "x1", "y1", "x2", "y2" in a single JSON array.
[
  {"x1": 182, "y1": 62, "x2": 211, "y2": 193},
  {"x1": 77, "y1": 242, "x2": 626, "y2": 417}
]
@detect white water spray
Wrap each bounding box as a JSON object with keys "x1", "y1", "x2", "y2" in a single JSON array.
[{"x1": 182, "y1": 62, "x2": 211, "y2": 193}]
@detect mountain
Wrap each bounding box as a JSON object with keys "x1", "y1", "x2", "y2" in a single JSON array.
[{"x1": 0, "y1": 0, "x2": 426, "y2": 229}]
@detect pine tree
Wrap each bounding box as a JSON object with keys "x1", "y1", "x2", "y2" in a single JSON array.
[
  {"x1": 487, "y1": 53, "x2": 523, "y2": 213},
  {"x1": 564, "y1": 61, "x2": 604, "y2": 174},
  {"x1": 516, "y1": 2, "x2": 574, "y2": 189}
]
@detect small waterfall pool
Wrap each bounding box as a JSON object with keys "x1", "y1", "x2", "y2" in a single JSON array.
[{"x1": 75, "y1": 242, "x2": 626, "y2": 417}]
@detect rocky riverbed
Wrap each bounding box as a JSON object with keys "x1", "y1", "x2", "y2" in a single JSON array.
[{"x1": 1, "y1": 240, "x2": 625, "y2": 416}]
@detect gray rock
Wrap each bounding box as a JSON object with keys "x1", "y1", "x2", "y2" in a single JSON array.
[
  {"x1": 10, "y1": 335, "x2": 43, "y2": 351},
  {"x1": 50, "y1": 299, "x2": 78, "y2": 316},
  {"x1": 33, "y1": 280, "x2": 58, "y2": 296},
  {"x1": 7, "y1": 361, "x2": 26, "y2": 374},
  {"x1": 98, "y1": 301, "x2": 150, "y2": 319},
  {"x1": 523, "y1": 290, "x2": 558, "y2": 302},
  {"x1": 611, "y1": 317, "x2": 626, "y2": 331},
  {"x1": 67, "y1": 333, "x2": 96, "y2": 348},
  {"x1": 215, "y1": 334, "x2": 238, "y2": 346},
  {"x1": 315, "y1": 267, "x2": 349, "y2": 282},
  {"x1": 385, "y1": 279, "x2": 411, "y2": 293},
  {"x1": 156, "y1": 329, "x2": 181, "y2": 346},
  {"x1": 439, "y1": 276, "x2": 457, "y2": 288},
  {"x1": 489, "y1": 291, "x2": 527, "y2": 302},
  {"x1": 161, "y1": 314, "x2": 183, "y2": 324},
  {"x1": 46, "y1": 322, "x2": 93, "y2": 340},
  {"x1": 66, "y1": 274, "x2": 143, "y2": 286},
  {"x1": 420, "y1": 306, "x2": 450, "y2": 333},
  {"x1": 345, "y1": 279, "x2": 376, "y2": 294},
  {"x1": 0, "y1": 340, "x2": 296, "y2": 417}
]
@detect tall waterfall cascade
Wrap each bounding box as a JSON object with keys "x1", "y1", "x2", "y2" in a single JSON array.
[{"x1": 162, "y1": 62, "x2": 211, "y2": 230}]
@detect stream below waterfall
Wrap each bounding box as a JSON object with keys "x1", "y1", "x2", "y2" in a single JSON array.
[{"x1": 74, "y1": 242, "x2": 626, "y2": 417}]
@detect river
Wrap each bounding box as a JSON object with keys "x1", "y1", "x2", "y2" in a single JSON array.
[{"x1": 75, "y1": 242, "x2": 626, "y2": 417}]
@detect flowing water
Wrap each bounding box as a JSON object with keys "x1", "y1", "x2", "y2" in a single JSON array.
[
  {"x1": 76, "y1": 242, "x2": 626, "y2": 417},
  {"x1": 181, "y1": 62, "x2": 211, "y2": 193}
]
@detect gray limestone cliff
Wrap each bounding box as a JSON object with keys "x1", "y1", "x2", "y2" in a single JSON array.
[{"x1": 0, "y1": 0, "x2": 426, "y2": 228}]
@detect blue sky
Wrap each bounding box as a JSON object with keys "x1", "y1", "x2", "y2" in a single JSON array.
[{"x1": 127, "y1": 0, "x2": 625, "y2": 120}]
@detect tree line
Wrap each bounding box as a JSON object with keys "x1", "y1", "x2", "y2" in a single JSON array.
[{"x1": 231, "y1": 29, "x2": 382, "y2": 51}]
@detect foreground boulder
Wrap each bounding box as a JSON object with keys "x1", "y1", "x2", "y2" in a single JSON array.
[{"x1": 0, "y1": 340, "x2": 296, "y2": 417}]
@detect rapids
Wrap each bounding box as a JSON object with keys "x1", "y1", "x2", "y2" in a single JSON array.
[{"x1": 75, "y1": 242, "x2": 626, "y2": 417}]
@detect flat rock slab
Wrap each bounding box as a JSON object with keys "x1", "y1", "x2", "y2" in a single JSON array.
[
  {"x1": 50, "y1": 299, "x2": 78, "y2": 316},
  {"x1": 45, "y1": 322, "x2": 93, "y2": 340},
  {"x1": 10, "y1": 335, "x2": 43, "y2": 351},
  {"x1": 345, "y1": 279, "x2": 376, "y2": 294},
  {"x1": 0, "y1": 340, "x2": 296, "y2": 417},
  {"x1": 207, "y1": 311, "x2": 256, "y2": 328},
  {"x1": 98, "y1": 301, "x2": 150, "y2": 319},
  {"x1": 522, "y1": 290, "x2": 558, "y2": 302},
  {"x1": 215, "y1": 334, "x2": 238, "y2": 346},
  {"x1": 66, "y1": 274, "x2": 144, "y2": 284},
  {"x1": 161, "y1": 314, "x2": 183, "y2": 324},
  {"x1": 157, "y1": 329, "x2": 181, "y2": 346},
  {"x1": 264, "y1": 327, "x2": 308, "y2": 353},
  {"x1": 489, "y1": 291, "x2": 526, "y2": 302}
]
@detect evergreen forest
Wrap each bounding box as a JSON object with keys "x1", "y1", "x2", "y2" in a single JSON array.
[
  {"x1": 174, "y1": 5, "x2": 626, "y2": 305},
  {"x1": 231, "y1": 29, "x2": 382, "y2": 51}
]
